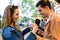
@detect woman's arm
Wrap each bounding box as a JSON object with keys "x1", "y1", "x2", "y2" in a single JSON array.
[
  {"x1": 26, "y1": 23, "x2": 39, "y2": 40},
  {"x1": 22, "y1": 23, "x2": 36, "y2": 35},
  {"x1": 26, "y1": 32, "x2": 36, "y2": 40},
  {"x1": 22, "y1": 27, "x2": 31, "y2": 35}
]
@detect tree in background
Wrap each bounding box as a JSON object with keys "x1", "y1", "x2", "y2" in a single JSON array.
[{"x1": 9, "y1": 0, "x2": 39, "y2": 18}]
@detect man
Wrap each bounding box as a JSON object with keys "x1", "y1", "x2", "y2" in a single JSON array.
[{"x1": 36, "y1": 0, "x2": 60, "y2": 40}]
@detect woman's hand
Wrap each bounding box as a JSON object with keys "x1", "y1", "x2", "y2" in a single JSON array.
[
  {"x1": 29, "y1": 23, "x2": 35, "y2": 29},
  {"x1": 31, "y1": 23, "x2": 39, "y2": 34}
]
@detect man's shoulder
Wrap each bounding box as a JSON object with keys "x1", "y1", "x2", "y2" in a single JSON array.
[{"x1": 56, "y1": 16, "x2": 60, "y2": 22}]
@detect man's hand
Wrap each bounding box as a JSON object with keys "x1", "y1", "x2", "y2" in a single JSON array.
[{"x1": 35, "y1": 34, "x2": 50, "y2": 40}]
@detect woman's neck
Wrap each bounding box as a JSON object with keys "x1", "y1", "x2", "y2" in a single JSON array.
[{"x1": 10, "y1": 22, "x2": 16, "y2": 28}]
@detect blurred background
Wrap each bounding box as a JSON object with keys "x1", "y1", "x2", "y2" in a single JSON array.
[{"x1": 0, "y1": 0, "x2": 60, "y2": 40}]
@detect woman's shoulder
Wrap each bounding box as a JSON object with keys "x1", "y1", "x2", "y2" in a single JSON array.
[
  {"x1": 2, "y1": 26, "x2": 14, "y2": 39},
  {"x1": 2, "y1": 25, "x2": 14, "y2": 34},
  {"x1": 3, "y1": 26, "x2": 13, "y2": 31}
]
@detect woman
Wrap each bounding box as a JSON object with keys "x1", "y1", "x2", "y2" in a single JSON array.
[{"x1": 2, "y1": 5, "x2": 38, "y2": 40}]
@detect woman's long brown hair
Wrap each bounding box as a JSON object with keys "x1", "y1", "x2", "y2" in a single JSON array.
[{"x1": 2, "y1": 5, "x2": 20, "y2": 31}]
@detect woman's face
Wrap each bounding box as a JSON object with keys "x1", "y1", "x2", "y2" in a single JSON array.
[{"x1": 12, "y1": 9, "x2": 19, "y2": 22}]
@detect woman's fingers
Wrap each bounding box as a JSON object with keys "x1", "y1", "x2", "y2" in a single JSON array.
[{"x1": 31, "y1": 23, "x2": 39, "y2": 34}]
